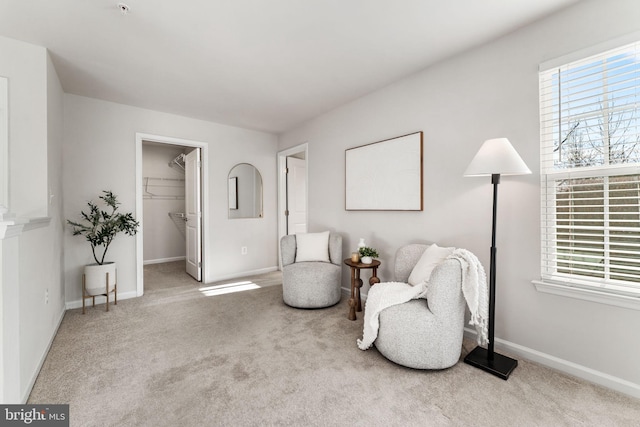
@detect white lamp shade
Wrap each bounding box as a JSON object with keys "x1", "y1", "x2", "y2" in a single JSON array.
[{"x1": 464, "y1": 138, "x2": 531, "y2": 177}]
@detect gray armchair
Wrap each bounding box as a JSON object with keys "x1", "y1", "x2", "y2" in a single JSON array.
[
  {"x1": 280, "y1": 233, "x2": 342, "y2": 308},
  {"x1": 374, "y1": 244, "x2": 465, "y2": 369}
]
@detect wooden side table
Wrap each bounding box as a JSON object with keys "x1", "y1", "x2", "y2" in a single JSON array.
[{"x1": 343, "y1": 259, "x2": 381, "y2": 321}]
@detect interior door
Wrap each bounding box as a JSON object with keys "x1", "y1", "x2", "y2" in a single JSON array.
[
  {"x1": 286, "y1": 156, "x2": 307, "y2": 234},
  {"x1": 185, "y1": 148, "x2": 202, "y2": 281}
]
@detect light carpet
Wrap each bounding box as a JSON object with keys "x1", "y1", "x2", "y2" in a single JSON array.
[{"x1": 28, "y1": 263, "x2": 640, "y2": 426}]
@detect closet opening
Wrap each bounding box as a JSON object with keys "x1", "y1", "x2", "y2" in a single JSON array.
[{"x1": 135, "y1": 133, "x2": 208, "y2": 296}]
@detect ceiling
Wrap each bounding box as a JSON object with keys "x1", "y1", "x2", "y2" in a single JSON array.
[{"x1": 0, "y1": 0, "x2": 579, "y2": 134}]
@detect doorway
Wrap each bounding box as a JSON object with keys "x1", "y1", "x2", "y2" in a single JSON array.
[
  {"x1": 285, "y1": 156, "x2": 307, "y2": 234},
  {"x1": 277, "y1": 143, "x2": 308, "y2": 265},
  {"x1": 135, "y1": 133, "x2": 209, "y2": 296}
]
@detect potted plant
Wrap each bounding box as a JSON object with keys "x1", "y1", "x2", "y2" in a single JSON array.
[
  {"x1": 67, "y1": 191, "x2": 139, "y2": 296},
  {"x1": 358, "y1": 246, "x2": 379, "y2": 264}
]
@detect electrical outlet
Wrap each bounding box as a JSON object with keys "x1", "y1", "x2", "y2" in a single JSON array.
[
  {"x1": 45, "y1": 288, "x2": 49, "y2": 304},
  {"x1": 241, "y1": 246, "x2": 248, "y2": 255}
]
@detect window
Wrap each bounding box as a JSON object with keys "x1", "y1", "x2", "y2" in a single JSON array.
[{"x1": 539, "y1": 40, "x2": 640, "y2": 302}]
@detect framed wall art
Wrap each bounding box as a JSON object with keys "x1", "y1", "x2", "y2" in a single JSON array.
[{"x1": 345, "y1": 131, "x2": 423, "y2": 211}]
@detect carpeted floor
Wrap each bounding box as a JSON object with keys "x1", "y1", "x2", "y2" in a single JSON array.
[{"x1": 28, "y1": 262, "x2": 640, "y2": 426}]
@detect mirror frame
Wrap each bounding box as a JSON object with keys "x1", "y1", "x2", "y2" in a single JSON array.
[{"x1": 228, "y1": 163, "x2": 263, "y2": 219}]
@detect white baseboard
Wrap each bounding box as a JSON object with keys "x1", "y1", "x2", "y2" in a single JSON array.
[
  {"x1": 463, "y1": 328, "x2": 640, "y2": 399},
  {"x1": 208, "y1": 266, "x2": 279, "y2": 283},
  {"x1": 143, "y1": 256, "x2": 185, "y2": 265},
  {"x1": 353, "y1": 287, "x2": 639, "y2": 399},
  {"x1": 65, "y1": 290, "x2": 138, "y2": 311},
  {"x1": 66, "y1": 267, "x2": 279, "y2": 309},
  {"x1": 21, "y1": 306, "x2": 66, "y2": 403}
]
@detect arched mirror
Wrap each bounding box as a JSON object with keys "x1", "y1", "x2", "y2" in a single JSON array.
[{"x1": 228, "y1": 163, "x2": 263, "y2": 219}]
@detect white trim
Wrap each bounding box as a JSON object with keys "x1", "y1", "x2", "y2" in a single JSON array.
[
  {"x1": 463, "y1": 328, "x2": 640, "y2": 399},
  {"x1": 66, "y1": 267, "x2": 279, "y2": 309},
  {"x1": 136, "y1": 137, "x2": 143, "y2": 295},
  {"x1": 277, "y1": 143, "x2": 308, "y2": 268},
  {"x1": 540, "y1": 30, "x2": 640, "y2": 71},
  {"x1": 143, "y1": 256, "x2": 186, "y2": 265},
  {"x1": 0, "y1": 219, "x2": 26, "y2": 239},
  {"x1": 532, "y1": 279, "x2": 640, "y2": 311},
  {"x1": 0, "y1": 217, "x2": 50, "y2": 239},
  {"x1": 135, "y1": 133, "x2": 209, "y2": 296},
  {"x1": 208, "y1": 266, "x2": 278, "y2": 283},
  {"x1": 20, "y1": 307, "x2": 65, "y2": 403},
  {"x1": 22, "y1": 216, "x2": 51, "y2": 232}
]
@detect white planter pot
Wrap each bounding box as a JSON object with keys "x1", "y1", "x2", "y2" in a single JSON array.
[
  {"x1": 361, "y1": 256, "x2": 373, "y2": 264},
  {"x1": 83, "y1": 262, "x2": 117, "y2": 296}
]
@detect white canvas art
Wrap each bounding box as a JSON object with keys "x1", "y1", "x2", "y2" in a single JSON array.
[{"x1": 345, "y1": 132, "x2": 423, "y2": 211}]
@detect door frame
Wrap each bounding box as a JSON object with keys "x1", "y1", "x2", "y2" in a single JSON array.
[
  {"x1": 135, "y1": 133, "x2": 209, "y2": 295},
  {"x1": 277, "y1": 143, "x2": 308, "y2": 268}
]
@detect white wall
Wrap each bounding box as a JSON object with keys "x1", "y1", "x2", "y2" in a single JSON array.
[
  {"x1": 64, "y1": 94, "x2": 278, "y2": 304},
  {"x1": 279, "y1": 0, "x2": 640, "y2": 393},
  {"x1": 18, "y1": 52, "x2": 66, "y2": 398},
  {"x1": 142, "y1": 143, "x2": 187, "y2": 263},
  {"x1": 0, "y1": 36, "x2": 65, "y2": 403}
]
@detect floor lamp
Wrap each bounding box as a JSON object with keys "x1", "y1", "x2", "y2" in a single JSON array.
[{"x1": 463, "y1": 137, "x2": 531, "y2": 380}]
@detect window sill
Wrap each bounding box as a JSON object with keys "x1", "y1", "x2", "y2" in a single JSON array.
[{"x1": 532, "y1": 280, "x2": 640, "y2": 311}]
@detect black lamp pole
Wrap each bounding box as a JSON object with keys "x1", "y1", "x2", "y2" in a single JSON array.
[{"x1": 463, "y1": 173, "x2": 518, "y2": 380}]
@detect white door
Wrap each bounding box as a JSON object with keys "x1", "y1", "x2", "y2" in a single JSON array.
[
  {"x1": 286, "y1": 156, "x2": 307, "y2": 234},
  {"x1": 185, "y1": 148, "x2": 202, "y2": 281}
]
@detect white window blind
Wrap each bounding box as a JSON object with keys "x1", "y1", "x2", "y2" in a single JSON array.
[{"x1": 539, "y1": 40, "x2": 640, "y2": 297}]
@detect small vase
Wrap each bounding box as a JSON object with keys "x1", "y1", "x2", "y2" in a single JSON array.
[{"x1": 361, "y1": 256, "x2": 373, "y2": 264}]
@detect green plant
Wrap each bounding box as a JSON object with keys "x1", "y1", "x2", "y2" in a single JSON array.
[
  {"x1": 67, "y1": 191, "x2": 139, "y2": 265},
  {"x1": 358, "y1": 246, "x2": 379, "y2": 258}
]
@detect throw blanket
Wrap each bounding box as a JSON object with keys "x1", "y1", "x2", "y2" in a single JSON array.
[
  {"x1": 357, "y1": 248, "x2": 489, "y2": 350},
  {"x1": 448, "y1": 248, "x2": 489, "y2": 346},
  {"x1": 356, "y1": 281, "x2": 427, "y2": 350}
]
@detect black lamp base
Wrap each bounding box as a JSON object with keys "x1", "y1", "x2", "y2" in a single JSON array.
[{"x1": 464, "y1": 346, "x2": 518, "y2": 380}]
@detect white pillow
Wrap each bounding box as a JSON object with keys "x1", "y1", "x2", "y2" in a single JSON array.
[
  {"x1": 407, "y1": 244, "x2": 454, "y2": 286},
  {"x1": 295, "y1": 231, "x2": 330, "y2": 262}
]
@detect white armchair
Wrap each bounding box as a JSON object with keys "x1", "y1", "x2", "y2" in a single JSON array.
[
  {"x1": 280, "y1": 233, "x2": 342, "y2": 308},
  {"x1": 374, "y1": 244, "x2": 465, "y2": 369}
]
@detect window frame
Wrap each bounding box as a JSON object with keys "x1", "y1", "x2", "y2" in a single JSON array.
[{"x1": 537, "y1": 38, "x2": 640, "y2": 310}]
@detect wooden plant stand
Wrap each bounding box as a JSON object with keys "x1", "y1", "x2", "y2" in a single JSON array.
[{"x1": 82, "y1": 271, "x2": 117, "y2": 314}]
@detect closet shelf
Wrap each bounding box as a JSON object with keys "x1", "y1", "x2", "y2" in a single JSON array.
[
  {"x1": 143, "y1": 195, "x2": 185, "y2": 200},
  {"x1": 143, "y1": 176, "x2": 185, "y2": 199},
  {"x1": 168, "y1": 212, "x2": 187, "y2": 237},
  {"x1": 169, "y1": 153, "x2": 186, "y2": 171}
]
